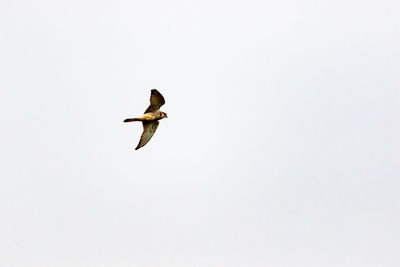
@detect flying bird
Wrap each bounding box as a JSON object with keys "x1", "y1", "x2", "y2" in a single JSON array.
[{"x1": 124, "y1": 89, "x2": 168, "y2": 150}]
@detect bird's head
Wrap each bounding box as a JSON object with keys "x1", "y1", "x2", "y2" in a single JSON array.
[{"x1": 161, "y1": 112, "x2": 168, "y2": 119}]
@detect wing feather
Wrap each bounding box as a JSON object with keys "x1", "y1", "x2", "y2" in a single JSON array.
[
  {"x1": 144, "y1": 89, "x2": 165, "y2": 113},
  {"x1": 135, "y1": 121, "x2": 159, "y2": 150}
]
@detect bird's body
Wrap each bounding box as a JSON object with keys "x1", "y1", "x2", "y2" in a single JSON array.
[
  {"x1": 126, "y1": 111, "x2": 165, "y2": 122},
  {"x1": 124, "y1": 89, "x2": 167, "y2": 150}
]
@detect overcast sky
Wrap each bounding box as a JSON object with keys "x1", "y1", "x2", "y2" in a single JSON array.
[{"x1": 1, "y1": 0, "x2": 399, "y2": 266}]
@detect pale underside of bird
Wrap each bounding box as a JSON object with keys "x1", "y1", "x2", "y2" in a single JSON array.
[{"x1": 124, "y1": 89, "x2": 167, "y2": 150}]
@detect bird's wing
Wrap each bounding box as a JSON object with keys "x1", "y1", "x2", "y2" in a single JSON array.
[
  {"x1": 144, "y1": 89, "x2": 165, "y2": 113},
  {"x1": 135, "y1": 121, "x2": 159, "y2": 150}
]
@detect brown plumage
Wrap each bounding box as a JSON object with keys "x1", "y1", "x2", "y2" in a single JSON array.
[{"x1": 124, "y1": 89, "x2": 167, "y2": 150}]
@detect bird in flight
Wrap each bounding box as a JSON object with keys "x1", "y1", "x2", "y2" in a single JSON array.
[{"x1": 124, "y1": 89, "x2": 168, "y2": 150}]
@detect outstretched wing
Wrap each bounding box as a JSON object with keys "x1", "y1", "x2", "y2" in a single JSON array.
[
  {"x1": 135, "y1": 121, "x2": 159, "y2": 150},
  {"x1": 144, "y1": 89, "x2": 165, "y2": 113}
]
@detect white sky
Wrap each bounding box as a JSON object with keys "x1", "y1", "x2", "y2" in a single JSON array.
[{"x1": 1, "y1": 0, "x2": 399, "y2": 266}]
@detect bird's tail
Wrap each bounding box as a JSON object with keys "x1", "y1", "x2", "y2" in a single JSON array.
[{"x1": 123, "y1": 118, "x2": 141, "y2": 122}]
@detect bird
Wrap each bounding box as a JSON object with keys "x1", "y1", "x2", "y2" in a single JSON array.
[{"x1": 124, "y1": 89, "x2": 168, "y2": 150}]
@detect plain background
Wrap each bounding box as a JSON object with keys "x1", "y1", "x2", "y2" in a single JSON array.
[{"x1": 1, "y1": 0, "x2": 399, "y2": 266}]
